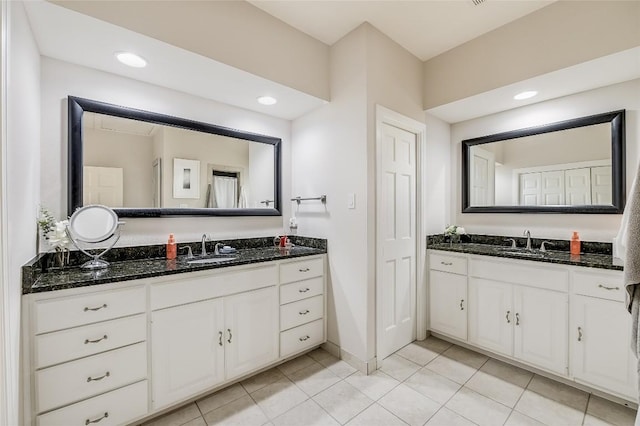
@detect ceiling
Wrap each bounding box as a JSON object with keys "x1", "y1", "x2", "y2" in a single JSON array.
[
  {"x1": 24, "y1": 0, "x2": 637, "y2": 124},
  {"x1": 248, "y1": 0, "x2": 554, "y2": 61}
]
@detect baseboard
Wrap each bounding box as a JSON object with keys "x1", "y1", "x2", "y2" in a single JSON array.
[{"x1": 322, "y1": 341, "x2": 377, "y2": 375}]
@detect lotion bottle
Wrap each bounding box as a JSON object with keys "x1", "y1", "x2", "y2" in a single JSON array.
[
  {"x1": 166, "y1": 234, "x2": 177, "y2": 260},
  {"x1": 570, "y1": 231, "x2": 581, "y2": 255}
]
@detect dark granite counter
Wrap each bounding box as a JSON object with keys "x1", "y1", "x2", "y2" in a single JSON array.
[
  {"x1": 428, "y1": 241, "x2": 622, "y2": 271},
  {"x1": 23, "y1": 236, "x2": 326, "y2": 294}
]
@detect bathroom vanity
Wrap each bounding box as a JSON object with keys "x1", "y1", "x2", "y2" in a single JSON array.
[
  {"x1": 21, "y1": 241, "x2": 327, "y2": 426},
  {"x1": 427, "y1": 242, "x2": 637, "y2": 407}
]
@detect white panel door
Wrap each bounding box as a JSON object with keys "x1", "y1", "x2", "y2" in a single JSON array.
[
  {"x1": 469, "y1": 147, "x2": 495, "y2": 206},
  {"x1": 572, "y1": 295, "x2": 638, "y2": 400},
  {"x1": 513, "y1": 286, "x2": 568, "y2": 375},
  {"x1": 519, "y1": 173, "x2": 541, "y2": 206},
  {"x1": 83, "y1": 166, "x2": 124, "y2": 207},
  {"x1": 468, "y1": 278, "x2": 513, "y2": 356},
  {"x1": 541, "y1": 170, "x2": 565, "y2": 205},
  {"x1": 565, "y1": 168, "x2": 592, "y2": 205},
  {"x1": 429, "y1": 270, "x2": 467, "y2": 340},
  {"x1": 224, "y1": 287, "x2": 279, "y2": 380},
  {"x1": 591, "y1": 166, "x2": 612, "y2": 205},
  {"x1": 151, "y1": 299, "x2": 225, "y2": 409},
  {"x1": 378, "y1": 123, "x2": 416, "y2": 359}
]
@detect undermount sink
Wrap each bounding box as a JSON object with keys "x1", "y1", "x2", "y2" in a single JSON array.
[
  {"x1": 498, "y1": 248, "x2": 545, "y2": 258},
  {"x1": 187, "y1": 256, "x2": 237, "y2": 265}
]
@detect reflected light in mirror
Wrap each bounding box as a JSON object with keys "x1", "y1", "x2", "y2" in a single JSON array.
[{"x1": 115, "y1": 52, "x2": 147, "y2": 68}]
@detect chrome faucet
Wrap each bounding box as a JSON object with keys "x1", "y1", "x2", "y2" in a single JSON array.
[
  {"x1": 201, "y1": 234, "x2": 208, "y2": 256},
  {"x1": 523, "y1": 229, "x2": 532, "y2": 250}
]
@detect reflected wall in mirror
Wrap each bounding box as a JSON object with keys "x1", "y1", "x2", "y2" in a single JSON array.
[
  {"x1": 462, "y1": 110, "x2": 625, "y2": 214},
  {"x1": 69, "y1": 96, "x2": 281, "y2": 217}
]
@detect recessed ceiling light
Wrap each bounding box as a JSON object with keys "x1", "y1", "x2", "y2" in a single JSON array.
[
  {"x1": 115, "y1": 52, "x2": 147, "y2": 68},
  {"x1": 514, "y1": 90, "x2": 538, "y2": 100},
  {"x1": 257, "y1": 96, "x2": 277, "y2": 106}
]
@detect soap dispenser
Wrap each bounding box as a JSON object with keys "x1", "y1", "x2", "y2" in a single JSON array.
[
  {"x1": 166, "y1": 234, "x2": 177, "y2": 260},
  {"x1": 570, "y1": 231, "x2": 581, "y2": 255}
]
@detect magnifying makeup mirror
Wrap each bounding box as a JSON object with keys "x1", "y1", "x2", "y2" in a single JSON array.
[{"x1": 66, "y1": 205, "x2": 124, "y2": 269}]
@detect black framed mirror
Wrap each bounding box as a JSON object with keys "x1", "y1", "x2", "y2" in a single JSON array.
[
  {"x1": 68, "y1": 96, "x2": 282, "y2": 217},
  {"x1": 462, "y1": 110, "x2": 625, "y2": 214}
]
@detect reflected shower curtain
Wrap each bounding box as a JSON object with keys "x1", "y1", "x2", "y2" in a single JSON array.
[{"x1": 213, "y1": 175, "x2": 238, "y2": 208}]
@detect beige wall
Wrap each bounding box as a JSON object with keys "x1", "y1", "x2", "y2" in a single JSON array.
[
  {"x1": 423, "y1": 1, "x2": 640, "y2": 109},
  {"x1": 84, "y1": 127, "x2": 154, "y2": 207},
  {"x1": 53, "y1": 0, "x2": 330, "y2": 101}
]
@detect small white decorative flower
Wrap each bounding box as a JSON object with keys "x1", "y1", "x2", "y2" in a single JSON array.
[
  {"x1": 455, "y1": 227, "x2": 466, "y2": 235},
  {"x1": 48, "y1": 220, "x2": 70, "y2": 250}
]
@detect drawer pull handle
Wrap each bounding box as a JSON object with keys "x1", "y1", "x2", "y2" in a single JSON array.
[
  {"x1": 578, "y1": 326, "x2": 583, "y2": 342},
  {"x1": 299, "y1": 309, "x2": 310, "y2": 315},
  {"x1": 515, "y1": 313, "x2": 520, "y2": 326},
  {"x1": 441, "y1": 261, "x2": 453, "y2": 266},
  {"x1": 299, "y1": 268, "x2": 310, "y2": 272},
  {"x1": 85, "y1": 412, "x2": 109, "y2": 425},
  {"x1": 84, "y1": 335, "x2": 108, "y2": 345},
  {"x1": 87, "y1": 371, "x2": 110, "y2": 382},
  {"x1": 219, "y1": 331, "x2": 223, "y2": 346},
  {"x1": 299, "y1": 335, "x2": 310, "y2": 342},
  {"x1": 598, "y1": 284, "x2": 620, "y2": 291},
  {"x1": 505, "y1": 311, "x2": 511, "y2": 324},
  {"x1": 299, "y1": 287, "x2": 310, "y2": 293},
  {"x1": 84, "y1": 304, "x2": 107, "y2": 312},
  {"x1": 227, "y1": 329, "x2": 232, "y2": 344},
  {"x1": 460, "y1": 299, "x2": 464, "y2": 310}
]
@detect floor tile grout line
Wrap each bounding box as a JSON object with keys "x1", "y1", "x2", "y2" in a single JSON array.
[
  {"x1": 503, "y1": 372, "x2": 536, "y2": 426},
  {"x1": 581, "y1": 393, "x2": 591, "y2": 426}
]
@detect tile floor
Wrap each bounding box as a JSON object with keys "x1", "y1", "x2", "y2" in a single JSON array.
[{"x1": 140, "y1": 337, "x2": 637, "y2": 426}]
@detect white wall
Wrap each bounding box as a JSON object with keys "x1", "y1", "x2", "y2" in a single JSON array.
[
  {"x1": 6, "y1": 2, "x2": 40, "y2": 424},
  {"x1": 424, "y1": 113, "x2": 451, "y2": 234},
  {"x1": 451, "y1": 79, "x2": 640, "y2": 242},
  {"x1": 40, "y1": 57, "x2": 292, "y2": 246},
  {"x1": 248, "y1": 142, "x2": 275, "y2": 208},
  {"x1": 292, "y1": 23, "x2": 424, "y2": 364}
]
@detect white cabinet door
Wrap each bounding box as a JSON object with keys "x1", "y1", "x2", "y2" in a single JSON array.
[
  {"x1": 468, "y1": 278, "x2": 513, "y2": 357},
  {"x1": 514, "y1": 286, "x2": 568, "y2": 375},
  {"x1": 224, "y1": 287, "x2": 279, "y2": 380},
  {"x1": 591, "y1": 166, "x2": 612, "y2": 205},
  {"x1": 565, "y1": 168, "x2": 592, "y2": 205},
  {"x1": 572, "y1": 295, "x2": 637, "y2": 400},
  {"x1": 151, "y1": 299, "x2": 225, "y2": 409},
  {"x1": 429, "y1": 270, "x2": 467, "y2": 340},
  {"x1": 519, "y1": 173, "x2": 541, "y2": 206},
  {"x1": 541, "y1": 170, "x2": 565, "y2": 205}
]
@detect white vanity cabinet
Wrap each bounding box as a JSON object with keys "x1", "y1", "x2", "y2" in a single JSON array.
[
  {"x1": 23, "y1": 253, "x2": 327, "y2": 426},
  {"x1": 570, "y1": 269, "x2": 638, "y2": 401},
  {"x1": 468, "y1": 257, "x2": 569, "y2": 375},
  {"x1": 428, "y1": 253, "x2": 467, "y2": 340},
  {"x1": 428, "y1": 249, "x2": 636, "y2": 405}
]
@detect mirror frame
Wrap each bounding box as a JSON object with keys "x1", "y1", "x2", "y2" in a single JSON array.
[
  {"x1": 461, "y1": 109, "x2": 626, "y2": 214},
  {"x1": 68, "y1": 96, "x2": 282, "y2": 217}
]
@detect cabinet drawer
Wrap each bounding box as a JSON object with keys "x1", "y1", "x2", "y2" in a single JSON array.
[
  {"x1": 151, "y1": 264, "x2": 277, "y2": 310},
  {"x1": 34, "y1": 286, "x2": 145, "y2": 334},
  {"x1": 280, "y1": 257, "x2": 323, "y2": 284},
  {"x1": 470, "y1": 258, "x2": 568, "y2": 292},
  {"x1": 429, "y1": 252, "x2": 467, "y2": 275},
  {"x1": 573, "y1": 269, "x2": 625, "y2": 302},
  {"x1": 35, "y1": 314, "x2": 146, "y2": 369},
  {"x1": 37, "y1": 380, "x2": 148, "y2": 426},
  {"x1": 36, "y1": 342, "x2": 147, "y2": 413},
  {"x1": 280, "y1": 295, "x2": 323, "y2": 331},
  {"x1": 280, "y1": 277, "x2": 324, "y2": 305},
  {"x1": 280, "y1": 319, "x2": 324, "y2": 358}
]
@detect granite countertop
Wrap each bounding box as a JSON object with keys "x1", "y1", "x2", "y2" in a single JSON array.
[
  {"x1": 428, "y1": 242, "x2": 622, "y2": 271},
  {"x1": 23, "y1": 236, "x2": 326, "y2": 294}
]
